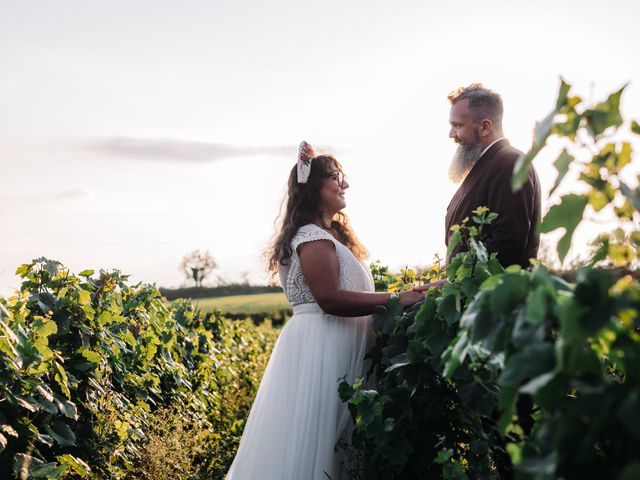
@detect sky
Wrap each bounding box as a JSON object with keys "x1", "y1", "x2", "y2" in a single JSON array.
[{"x1": 1, "y1": 0, "x2": 639, "y2": 296}]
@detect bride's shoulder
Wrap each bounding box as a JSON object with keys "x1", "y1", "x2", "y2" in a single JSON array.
[
  {"x1": 291, "y1": 224, "x2": 335, "y2": 247},
  {"x1": 295, "y1": 223, "x2": 322, "y2": 234}
]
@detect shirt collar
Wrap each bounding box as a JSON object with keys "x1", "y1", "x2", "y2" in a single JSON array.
[{"x1": 480, "y1": 136, "x2": 506, "y2": 158}]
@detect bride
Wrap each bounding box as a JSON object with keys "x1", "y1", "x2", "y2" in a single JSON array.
[{"x1": 226, "y1": 142, "x2": 427, "y2": 480}]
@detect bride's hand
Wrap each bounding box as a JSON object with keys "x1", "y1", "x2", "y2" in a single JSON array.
[
  {"x1": 398, "y1": 290, "x2": 426, "y2": 307},
  {"x1": 413, "y1": 279, "x2": 448, "y2": 292}
]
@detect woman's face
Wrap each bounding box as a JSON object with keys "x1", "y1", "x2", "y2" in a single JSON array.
[{"x1": 319, "y1": 162, "x2": 349, "y2": 215}]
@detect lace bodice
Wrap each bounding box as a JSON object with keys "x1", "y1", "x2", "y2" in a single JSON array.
[{"x1": 278, "y1": 224, "x2": 374, "y2": 307}]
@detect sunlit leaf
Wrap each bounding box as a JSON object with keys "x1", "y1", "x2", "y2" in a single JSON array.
[
  {"x1": 584, "y1": 84, "x2": 627, "y2": 137},
  {"x1": 77, "y1": 289, "x2": 91, "y2": 306},
  {"x1": 56, "y1": 454, "x2": 90, "y2": 477},
  {"x1": 555, "y1": 77, "x2": 571, "y2": 111},
  {"x1": 549, "y1": 149, "x2": 574, "y2": 196},
  {"x1": 539, "y1": 194, "x2": 589, "y2": 262},
  {"x1": 80, "y1": 348, "x2": 101, "y2": 364},
  {"x1": 512, "y1": 78, "x2": 572, "y2": 191},
  {"x1": 588, "y1": 189, "x2": 609, "y2": 212},
  {"x1": 447, "y1": 230, "x2": 462, "y2": 258},
  {"x1": 15, "y1": 263, "x2": 32, "y2": 277}
]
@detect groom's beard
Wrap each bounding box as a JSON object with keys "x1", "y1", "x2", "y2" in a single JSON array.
[{"x1": 448, "y1": 137, "x2": 483, "y2": 183}]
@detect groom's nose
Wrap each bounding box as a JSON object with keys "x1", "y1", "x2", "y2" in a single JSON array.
[{"x1": 449, "y1": 127, "x2": 456, "y2": 139}]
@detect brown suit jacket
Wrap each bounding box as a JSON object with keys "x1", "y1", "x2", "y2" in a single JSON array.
[{"x1": 445, "y1": 138, "x2": 541, "y2": 269}]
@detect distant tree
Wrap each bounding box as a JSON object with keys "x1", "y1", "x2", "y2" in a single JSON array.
[{"x1": 180, "y1": 250, "x2": 217, "y2": 288}]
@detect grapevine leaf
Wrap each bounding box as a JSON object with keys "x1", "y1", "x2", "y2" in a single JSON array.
[
  {"x1": 538, "y1": 194, "x2": 589, "y2": 262},
  {"x1": 549, "y1": 149, "x2": 574, "y2": 196}
]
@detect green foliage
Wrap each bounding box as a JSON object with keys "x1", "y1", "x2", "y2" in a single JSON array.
[
  {"x1": 340, "y1": 80, "x2": 640, "y2": 479},
  {"x1": 341, "y1": 214, "x2": 510, "y2": 479},
  {"x1": 538, "y1": 193, "x2": 588, "y2": 262},
  {"x1": 369, "y1": 258, "x2": 444, "y2": 294},
  {"x1": 512, "y1": 78, "x2": 637, "y2": 265},
  {"x1": 512, "y1": 78, "x2": 572, "y2": 191},
  {"x1": 0, "y1": 259, "x2": 277, "y2": 479},
  {"x1": 369, "y1": 261, "x2": 396, "y2": 292}
]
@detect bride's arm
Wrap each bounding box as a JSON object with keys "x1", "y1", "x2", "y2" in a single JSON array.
[{"x1": 298, "y1": 240, "x2": 425, "y2": 317}]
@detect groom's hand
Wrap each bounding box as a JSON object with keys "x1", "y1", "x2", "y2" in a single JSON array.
[{"x1": 413, "y1": 279, "x2": 448, "y2": 292}]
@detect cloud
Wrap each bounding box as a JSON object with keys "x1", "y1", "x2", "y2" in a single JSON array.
[{"x1": 91, "y1": 137, "x2": 298, "y2": 163}]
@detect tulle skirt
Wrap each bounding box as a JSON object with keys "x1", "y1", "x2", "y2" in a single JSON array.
[{"x1": 226, "y1": 302, "x2": 375, "y2": 480}]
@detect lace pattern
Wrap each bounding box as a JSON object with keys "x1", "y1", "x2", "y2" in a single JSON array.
[{"x1": 279, "y1": 224, "x2": 374, "y2": 306}]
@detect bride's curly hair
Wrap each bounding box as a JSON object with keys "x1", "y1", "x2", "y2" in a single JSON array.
[{"x1": 266, "y1": 154, "x2": 368, "y2": 280}]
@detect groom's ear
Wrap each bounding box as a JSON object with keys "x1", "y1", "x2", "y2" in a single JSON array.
[{"x1": 479, "y1": 118, "x2": 493, "y2": 136}]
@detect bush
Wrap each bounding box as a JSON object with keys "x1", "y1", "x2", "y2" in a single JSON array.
[{"x1": 0, "y1": 262, "x2": 277, "y2": 479}]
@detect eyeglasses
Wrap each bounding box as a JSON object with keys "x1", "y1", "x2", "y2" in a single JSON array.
[{"x1": 323, "y1": 171, "x2": 347, "y2": 188}]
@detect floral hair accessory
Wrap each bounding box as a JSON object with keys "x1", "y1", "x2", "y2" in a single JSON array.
[{"x1": 297, "y1": 141, "x2": 316, "y2": 184}]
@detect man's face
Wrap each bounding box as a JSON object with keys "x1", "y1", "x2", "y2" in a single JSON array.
[
  {"x1": 447, "y1": 98, "x2": 484, "y2": 183},
  {"x1": 449, "y1": 99, "x2": 480, "y2": 147}
]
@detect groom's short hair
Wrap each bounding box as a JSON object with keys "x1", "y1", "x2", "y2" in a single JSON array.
[{"x1": 448, "y1": 84, "x2": 503, "y2": 128}]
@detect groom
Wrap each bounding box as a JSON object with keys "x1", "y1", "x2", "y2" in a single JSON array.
[{"x1": 444, "y1": 84, "x2": 541, "y2": 269}]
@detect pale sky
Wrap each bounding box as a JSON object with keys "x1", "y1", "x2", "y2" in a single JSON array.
[{"x1": 1, "y1": 0, "x2": 639, "y2": 296}]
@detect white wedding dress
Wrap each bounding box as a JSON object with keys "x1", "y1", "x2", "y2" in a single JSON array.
[{"x1": 226, "y1": 223, "x2": 376, "y2": 480}]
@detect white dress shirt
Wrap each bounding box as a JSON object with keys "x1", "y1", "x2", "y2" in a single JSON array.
[{"x1": 480, "y1": 136, "x2": 506, "y2": 158}]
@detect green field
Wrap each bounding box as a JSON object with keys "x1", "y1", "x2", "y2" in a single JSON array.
[{"x1": 193, "y1": 292, "x2": 290, "y2": 315}]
